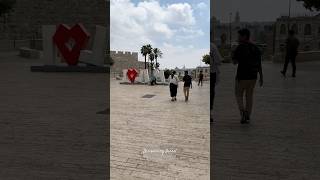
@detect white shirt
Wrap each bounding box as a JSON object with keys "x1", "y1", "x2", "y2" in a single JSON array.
[{"x1": 169, "y1": 75, "x2": 179, "y2": 85}]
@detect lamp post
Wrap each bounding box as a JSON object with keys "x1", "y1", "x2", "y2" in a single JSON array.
[
  {"x1": 229, "y1": 12, "x2": 232, "y2": 48},
  {"x1": 288, "y1": 0, "x2": 292, "y2": 31}
]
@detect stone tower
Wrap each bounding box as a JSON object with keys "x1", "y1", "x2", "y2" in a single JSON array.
[{"x1": 2, "y1": 0, "x2": 107, "y2": 39}]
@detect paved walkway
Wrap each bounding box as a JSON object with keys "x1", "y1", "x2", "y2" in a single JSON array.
[
  {"x1": 212, "y1": 61, "x2": 320, "y2": 179},
  {"x1": 111, "y1": 80, "x2": 210, "y2": 179},
  {"x1": 0, "y1": 52, "x2": 108, "y2": 179}
]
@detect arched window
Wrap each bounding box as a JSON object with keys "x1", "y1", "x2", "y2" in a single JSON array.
[
  {"x1": 280, "y1": 24, "x2": 287, "y2": 35},
  {"x1": 291, "y1": 24, "x2": 298, "y2": 34},
  {"x1": 304, "y1": 24, "x2": 312, "y2": 35}
]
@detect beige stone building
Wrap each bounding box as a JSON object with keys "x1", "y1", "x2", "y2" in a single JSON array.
[
  {"x1": 110, "y1": 51, "x2": 146, "y2": 77},
  {"x1": 274, "y1": 14, "x2": 320, "y2": 62},
  {"x1": 275, "y1": 14, "x2": 320, "y2": 53}
]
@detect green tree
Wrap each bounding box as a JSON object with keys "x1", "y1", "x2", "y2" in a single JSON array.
[
  {"x1": 202, "y1": 54, "x2": 210, "y2": 65},
  {"x1": 140, "y1": 44, "x2": 153, "y2": 69},
  {"x1": 164, "y1": 69, "x2": 172, "y2": 79},
  {"x1": 153, "y1": 48, "x2": 162, "y2": 69},
  {"x1": 297, "y1": 0, "x2": 320, "y2": 11}
]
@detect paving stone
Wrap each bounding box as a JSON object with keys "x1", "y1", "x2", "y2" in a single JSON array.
[
  {"x1": 212, "y1": 62, "x2": 320, "y2": 179},
  {"x1": 0, "y1": 52, "x2": 108, "y2": 179},
  {"x1": 111, "y1": 79, "x2": 210, "y2": 179}
]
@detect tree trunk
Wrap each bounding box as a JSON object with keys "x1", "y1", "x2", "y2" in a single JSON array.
[
  {"x1": 144, "y1": 55, "x2": 147, "y2": 69},
  {"x1": 155, "y1": 58, "x2": 157, "y2": 69}
]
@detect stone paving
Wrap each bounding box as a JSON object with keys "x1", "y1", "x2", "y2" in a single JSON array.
[
  {"x1": 212, "y1": 61, "x2": 320, "y2": 179},
  {"x1": 0, "y1": 52, "x2": 108, "y2": 179},
  {"x1": 110, "y1": 80, "x2": 210, "y2": 179}
]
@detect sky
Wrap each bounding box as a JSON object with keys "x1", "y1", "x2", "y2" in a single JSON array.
[
  {"x1": 110, "y1": 0, "x2": 210, "y2": 69},
  {"x1": 213, "y1": 0, "x2": 317, "y2": 23}
]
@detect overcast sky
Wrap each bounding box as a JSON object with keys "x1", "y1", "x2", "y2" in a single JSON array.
[
  {"x1": 111, "y1": 0, "x2": 209, "y2": 69},
  {"x1": 213, "y1": 0, "x2": 317, "y2": 22}
]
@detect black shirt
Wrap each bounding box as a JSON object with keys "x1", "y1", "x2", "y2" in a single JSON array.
[
  {"x1": 233, "y1": 42, "x2": 262, "y2": 80},
  {"x1": 183, "y1": 75, "x2": 192, "y2": 87},
  {"x1": 286, "y1": 36, "x2": 300, "y2": 56},
  {"x1": 199, "y1": 74, "x2": 204, "y2": 80}
]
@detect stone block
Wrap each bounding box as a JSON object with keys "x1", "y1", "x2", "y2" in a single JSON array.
[{"x1": 19, "y1": 47, "x2": 41, "y2": 59}]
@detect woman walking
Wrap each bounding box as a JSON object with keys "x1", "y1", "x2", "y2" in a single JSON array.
[{"x1": 169, "y1": 71, "x2": 179, "y2": 101}]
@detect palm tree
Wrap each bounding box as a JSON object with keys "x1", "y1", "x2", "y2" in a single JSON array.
[
  {"x1": 153, "y1": 48, "x2": 163, "y2": 69},
  {"x1": 140, "y1": 44, "x2": 153, "y2": 69},
  {"x1": 149, "y1": 52, "x2": 155, "y2": 70},
  {"x1": 149, "y1": 52, "x2": 156, "y2": 85}
]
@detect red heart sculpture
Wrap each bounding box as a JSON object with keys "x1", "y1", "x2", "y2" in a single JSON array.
[
  {"x1": 53, "y1": 24, "x2": 90, "y2": 66},
  {"x1": 127, "y1": 68, "x2": 138, "y2": 83}
]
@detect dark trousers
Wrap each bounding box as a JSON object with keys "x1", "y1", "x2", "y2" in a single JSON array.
[
  {"x1": 198, "y1": 79, "x2": 203, "y2": 86},
  {"x1": 210, "y1": 73, "x2": 217, "y2": 110},
  {"x1": 282, "y1": 53, "x2": 297, "y2": 76},
  {"x1": 170, "y1": 83, "x2": 177, "y2": 97}
]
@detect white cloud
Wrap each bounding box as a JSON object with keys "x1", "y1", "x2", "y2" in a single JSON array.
[
  {"x1": 196, "y1": 2, "x2": 207, "y2": 10},
  {"x1": 110, "y1": 0, "x2": 207, "y2": 68},
  {"x1": 160, "y1": 43, "x2": 209, "y2": 69}
]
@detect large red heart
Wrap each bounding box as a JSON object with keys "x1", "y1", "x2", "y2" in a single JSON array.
[
  {"x1": 53, "y1": 24, "x2": 90, "y2": 66},
  {"x1": 127, "y1": 69, "x2": 138, "y2": 83}
]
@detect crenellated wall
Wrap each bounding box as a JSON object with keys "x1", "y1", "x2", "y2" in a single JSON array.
[
  {"x1": 1, "y1": 0, "x2": 107, "y2": 40},
  {"x1": 110, "y1": 51, "x2": 145, "y2": 76}
]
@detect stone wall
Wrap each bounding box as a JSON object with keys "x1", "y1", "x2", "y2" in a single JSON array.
[
  {"x1": 110, "y1": 51, "x2": 145, "y2": 77},
  {"x1": 1, "y1": 0, "x2": 106, "y2": 40}
]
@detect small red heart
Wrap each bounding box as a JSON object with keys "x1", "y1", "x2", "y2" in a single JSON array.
[
  {"x1": 53, "y1": 24, "x2": 90, "y2": 66},
  {"x1": 127, "y1": 69, "x2": 138, "y2": 83}
]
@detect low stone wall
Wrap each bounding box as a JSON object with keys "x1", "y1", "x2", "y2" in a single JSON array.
[
  {"x1": 19, "y1": 47, "x2": 41, "y2": 59},
  {"x1": 0, "y1": 39, "x2": 43, "y2": 51}
]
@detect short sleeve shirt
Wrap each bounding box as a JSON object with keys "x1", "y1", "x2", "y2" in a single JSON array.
[{"x1": 183, "y1": 75, "x2": 192, "y2": 87}]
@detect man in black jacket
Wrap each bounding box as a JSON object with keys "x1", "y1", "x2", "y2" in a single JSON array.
[
  {"x1": 281, "y1": 30, "x2": 300, "y2": 77},
  {"x1": 232, "y1": 29, "x2": 263, "y2": 124}
]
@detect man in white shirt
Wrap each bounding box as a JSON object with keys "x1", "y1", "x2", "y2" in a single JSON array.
[{"x1": 210, "y1": 42, "x2": 222, "y2": 122}]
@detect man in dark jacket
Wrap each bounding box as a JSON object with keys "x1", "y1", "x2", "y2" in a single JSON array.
[
  {"x1": 281, "y1": 30, "x2": 300, "y2": 77},
  {"x1": 232, "y1": 29, "x2": 263, "y2": 124}
]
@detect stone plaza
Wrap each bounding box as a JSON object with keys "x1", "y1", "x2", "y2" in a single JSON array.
[
  {"x1": 0, "y1": 51, "x2": 108, "y2": 179},
  {"x1": 110, "y1": 80, "x2": 210, "y2": 179},
  {"x1": 213, "y1": 61, "x2": 320, "y2": 179}
]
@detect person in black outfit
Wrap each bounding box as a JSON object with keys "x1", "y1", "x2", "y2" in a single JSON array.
[
  {"x1": 169, "y1": 71, "x2": 179, "y2": 101},
  {"x1": 232, "y1": 28, "x2": 263, "y2": 124},
  {"x1": 182, "y1": 71, "x2": 192, "y2": 102},
  {"x1": 281, "y1": 30, "x2": 300, "y2": 77},
  {"x1": 198, "y1": 71, "x2": 204, "y2": 86}
]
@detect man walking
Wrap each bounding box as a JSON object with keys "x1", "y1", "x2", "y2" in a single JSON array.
[
  {"x1": 232, "y1": 29, "x2": 263, "y2": 124},
  {"x1": 183, "y1": 71, "x2": 192, "y2": 102},
  {"x1": 281, "y1": 30, "x2": 300, "y2": 78},
  {"x1": 198, "y1": 71, "x2": 204, "y2": 86}
]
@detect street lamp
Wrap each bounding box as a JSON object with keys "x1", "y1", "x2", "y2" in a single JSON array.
[
  {"x1": 288, "y1": 0, "x2": 292, "y2": 31},
  {"x1": 229, "y1": 12, "x2": 232, "y2": 48}
]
